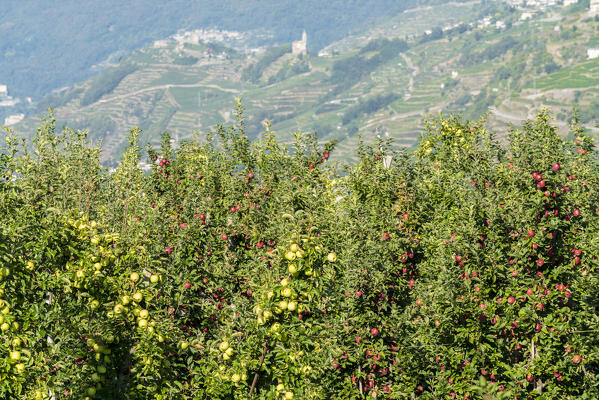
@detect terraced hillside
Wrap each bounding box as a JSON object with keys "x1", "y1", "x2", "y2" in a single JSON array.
[{"x1": 10, "y1": 1, "x2": 599, "y2": 164}]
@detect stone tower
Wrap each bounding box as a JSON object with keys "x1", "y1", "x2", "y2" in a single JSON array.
[{"x1": 292, "y1": 30, "x2": 307, "y2": 56}]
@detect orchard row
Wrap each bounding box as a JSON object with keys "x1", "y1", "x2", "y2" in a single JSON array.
[{"x1": 0, "y1": 107, "x2": 598, "y2": 399}]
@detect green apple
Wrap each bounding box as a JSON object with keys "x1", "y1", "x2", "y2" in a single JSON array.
[
  {"x1": 9, "y1": 350, "x2": 20, "y2": 361},
  {"x1": 219, "y1": 341, "x2": 230, "y2": 352}
]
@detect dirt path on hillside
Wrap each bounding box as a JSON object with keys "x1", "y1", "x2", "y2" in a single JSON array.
[
  {"x1": 400, "y1": 53, "x2": 419, "y2": 100},
  {"x1": 361, "y1": 110, "x2": 424, "y2": 130},
  {"x1": 84, "y1": 82, "x2": 240, "y2": 110},
  {"x1": 489, "y1": 106, "x2": 527, "y2": 125}
]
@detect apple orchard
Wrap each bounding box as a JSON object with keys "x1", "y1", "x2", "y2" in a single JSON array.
[{"x1": 1, "y1": 106, "x2": 598, "y2": 399}]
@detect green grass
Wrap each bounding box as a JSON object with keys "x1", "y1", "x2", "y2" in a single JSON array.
[{"x1": 527, "y1": 61, "x2": 599, "y2": 90}]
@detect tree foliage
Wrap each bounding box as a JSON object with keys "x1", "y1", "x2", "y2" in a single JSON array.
[{"x1": 0, "y1": 107, "x2": 598, "y2": 399}]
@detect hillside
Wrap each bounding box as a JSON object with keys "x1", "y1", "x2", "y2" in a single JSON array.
[
  {"x1": 9, "y1": 0, "x2": 599, "y2": 165},
  {"x1": 0, "y1": 0, "x2": 434, "y2": 101}
]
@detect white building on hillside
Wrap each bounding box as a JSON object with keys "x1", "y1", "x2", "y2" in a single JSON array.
[
  {"x1": 0, "y1": 85, "x2": 19, "y2": 107},
  {"x1": 292, "y1": 31, "x2": 307, "y2": 56},
  {"x1": 521, "y1": 11, "x2": 535, "y2": 20},
  {"x1": 153, "y1": 40, "x2": 170, "y2": 48},
  {"x1": 4, "y1": 114, "x2": 24, "y2": 126},
  {"x1": 588, "y1": 49, "x2": 599, "y2": 59},
  {"x1": 590, "y1": 0, "x2": 599, "y2": 15}
]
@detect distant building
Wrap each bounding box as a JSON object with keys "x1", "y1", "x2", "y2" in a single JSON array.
[
  {"x1": 590, "y1": 0, "x2": 599, "y2": 15},
  {"x1": 292, "y1": 30, "x2": 307, "y2": 56},
  {"x1": 480, "y1": 16, "x2": 492, "y2": 27},
  {"x1": 587, "y1": 48, "x2": 599, "y2": 59},
  {"x1": 153, "y1": 40, "x2": 170, "y2": 48},
  {"x1": 0, "y1": 98, "x2": 19, "y2": 107},
  {"x1": 563, "y1": 0, "x2": 577, "y2": 5},
  {"x1": 521, "y1": 11, "x2": 535, "y2": 20},
  {"x1": 0, "y1": 85, "x2": 19, "y2": 107},
  {"x1": 4, "y1": 114, "x2": 24, "y2": 126}
]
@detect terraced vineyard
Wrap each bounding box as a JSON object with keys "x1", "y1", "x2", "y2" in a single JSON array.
[{"x1": 11, "y1": 1, "x2": 599, "y2": 164}]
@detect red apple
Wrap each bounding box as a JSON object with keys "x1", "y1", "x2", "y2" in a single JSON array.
[
  {"x1": 537, "y1": 259, "x2": 544, "y2": 267},
  {"x1": 537, "y1": 180, "x2": 546, "y2": 189}
]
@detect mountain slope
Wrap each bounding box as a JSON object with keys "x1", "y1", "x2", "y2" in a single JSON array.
[
  {"x1": 10, "y1": 1, "x2": 599, "y2": 164},
  {"x1": 1, "y1": 0, "x2": 435, "y2": 100}
]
